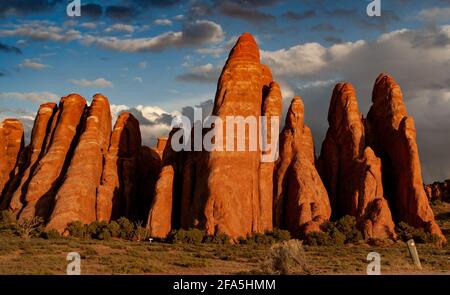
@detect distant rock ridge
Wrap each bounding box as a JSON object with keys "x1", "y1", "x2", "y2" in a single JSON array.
[{"x1": 0, "y1": 33, "x2": 445, "y2": 244}]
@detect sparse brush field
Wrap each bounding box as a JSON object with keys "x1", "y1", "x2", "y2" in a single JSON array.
[{"x1": 0, "y1": 202, "x2": 449, "y2": 275}]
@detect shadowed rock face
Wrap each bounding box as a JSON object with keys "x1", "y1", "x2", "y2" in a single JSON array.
[
  {"x1": 0, "y1": 103, "x2": 57, "y2": 213},
  {"x1": 19, "y1": 94, "x2": 87, "y2": 222},
  {"x1": 367, "y1": 74, "x2": 445, "y2": 242},
  {"x1": 96, "y1": 112, "x2": 142, "y2": 222},
  {"x1": 274, "y1": 97, "x2": 331, "y2": 238},
  {"x1": 318, "y1": 83, "x2": 396, "y2": 240},
  {"x1": 47, "y1": 94, "x2": 112, "y2": 232},
  {"x1": 0, "y1": 119, "x2": 24, "y2": 200}
]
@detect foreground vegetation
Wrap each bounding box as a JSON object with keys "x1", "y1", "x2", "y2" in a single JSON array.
[{"x1": 0, "y1": 202, "x2": 448, "y2": 275}]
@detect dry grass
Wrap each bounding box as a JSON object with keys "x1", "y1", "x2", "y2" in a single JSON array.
[{"x1": 0, "y1": 203, "x2": 448, "y2": 275}]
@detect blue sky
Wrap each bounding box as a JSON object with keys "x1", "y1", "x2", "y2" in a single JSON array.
[{"x1": 0, "y1": 0, "x2": 449, "y2": 182}]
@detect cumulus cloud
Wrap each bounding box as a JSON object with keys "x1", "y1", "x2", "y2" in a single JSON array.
[
  {"x1": 105, "y1": 23, "x2": 135, "y2": 33},
  {"x1": 68, "y1": 78, "x2": 114, "y2": 88},
  {"x1": 82, "y1": 20, "x2": 224, "y2": 52},
  {"x1": 0, "y1": 91, "x2": 59, "y2": 103},
  {"x1": 154, "y1": 19, "x2": 173, "y2": 26},
  {"x1": 261, "y1": 25, "x2": 450, "y2": 182},
  {"x1": 18, "y1": 59, "x2": 49, "y2": 70},
  {"x1": 177, "y1": 63, "x2": 222, "y2": 83},
  {"x1": 0, "y1": 21, "x2": 82, "y2": 42},
  {"x1": 110, "y1": 104, "x2": 181, "y2": 146},
  {"x1": 419, "y1": 7, "x2": 450, "y2": 22}
]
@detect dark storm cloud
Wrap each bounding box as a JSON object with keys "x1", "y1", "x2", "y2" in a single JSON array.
[
  {"x1": 282, "y1": 10, "x2": 316, "y2": 21},
  {"x1": 216, "y1": 1, "x2": 275, "y2": 24},
  {"x1": 0, "y1": 0, "x2": 62, "y2": 17},
  {"x1": 81, "y1": 3, "x2": 103, "y2": 19},
  {"x1": 0, "y1": 42, "x2": 22, "y2": 54},
  {"x1": 181, "y1": 99, "x2": 214, "y2": 122},
  {"x1": 105, "y1": 5, "x2": 136, "y2": 20},
  {"x1": 311, "y1": 23, "x2": 342, "y2": 32},
  {"x1": 323, "y1": 36, "x2": 343, "y2": 43},
  {"x1": 128, "y1": 0, "x2": 183, "y2": 7}
]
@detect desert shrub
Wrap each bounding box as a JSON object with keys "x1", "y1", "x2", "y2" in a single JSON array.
[
  {"x1": 66, "y1": 221, "x2": 87, "y2": 238},
  {"x1": 239, "y1": 229, "x2": 291, "y2": 245},
  {"x1": 304, "y1": 231, "x2": 333, "y2": 246},
  {"x1": 107, "y1": 221, "x2": 120, "y2": 238},
  {"x1": 204, "y1": 232, "x2": 230, "y2": 244},
  {"x1": 304, "y1": 216, "x2": 363, "y2": 246},
  {"x1": 40, "y1": 229, "x2": 61, "y2": 239},
  {"x1": 117, "y1": 217, "x2": 135, "y2": 239},
  {"x1": 86, "y1": 221, "x2": 111, "y2": 240},
  {"x1": 167, "y1": 229, "x2": 205, "y2": 244},
  {"x1": 396, "y1": 222, "x2": 438, "y2": 244},
  {"x1": 272, "y1": 229, "x2": 291, "y2": 242}
]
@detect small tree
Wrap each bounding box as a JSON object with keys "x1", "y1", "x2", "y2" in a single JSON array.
[{"x1": 16, "y1": 217, "x2": 44, "y2": 239}]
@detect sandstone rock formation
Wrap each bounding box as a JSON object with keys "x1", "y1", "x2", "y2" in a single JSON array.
[
  {"x1": 147, "y1": 130, "x2": 179, "y2": 238},
  {"x1": 318, "y1": 83, "x2": 396, "y2": 240},
  {"x1": 274, "y1": 97, "x2": 331, "y2": 238},
  {"x1": 425, "y1": 181, "x2": 450, "y2": 203},
  {"x1": 258, "y1": 81, "x2": 282, "y2": 232},
  {"x1": 0, "y1": 119, "x2": 24, "y2": 199},
  {"x1": 19, "y1": 94, "x2": 87, "y2": 221},
  {"x1": 46, "y1": 94, "x2": 111, "y2": 231},
  {"x1": 0, "y1": 103, "x2": 57, "y2": 212},
  {"x1": 147, "y1": 32, "x2": 284, "y2": 239},
  {"x1": 367, "y1": 73, "x2": 445, "y2": 242}
]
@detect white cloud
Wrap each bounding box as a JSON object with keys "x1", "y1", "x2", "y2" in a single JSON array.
[
  {"x1": 418, "y1": 7, "x2": 450, "y2": 21},
  {"x1": 68, "y1": 78, "x2": 114, "y2": 88},
  {"x1": 173, "y1": 14, "x2": 184, "y2": 21},
  {"x1": 154, "y1": 19, "x2": 173, "y2": 26},
  {"x1": 110, "y1": 104, "x2": 181, "y2": 146},
  {"x1": 177, "y1": 63, "x2": 222, "y2": 83},
  {"x1": 80, "y1": 22, "x2": 97, "y2": 30},
  {"x1": 18, "y1": 59, "x2": 50, "y2": 70},
  {"x1": 133, "y1": 76, "x2": 143, "y2": 83},
  {"x1": 105, "y1": 23, "x2": 135, "y2": 33},
  {"x1": 81, "y1": 20, "x2": 224, "y2": 52},
  {"x1": 0, "y1": 91, "x2": 59, "y2": 103},
  {"x1": 261, "y1": 25, "x2": 450, "y2": 182},
  {"x1": 0, "y1": 21, "x2": 81, "y2": 42}
]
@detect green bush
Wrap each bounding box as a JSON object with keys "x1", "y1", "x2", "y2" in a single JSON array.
[
  {"x1": 117, "y1": 217, "x2": 135, "y2": 239},
  {"x1": 239, "y1": 229, "x2": 291, "y2": 245},
  {"x1": 395, "y1": 222, "x2": 438, "y2": 244},
  {"x1": 272, "y1": 229, "x2": 291, "y2": 242},
  {"x1": 205, "y1": 233, "x2": 230, "y2": 244},
  {"x1": 107, "y1": 221, "x2": 120, "y2": 238},
  {"x1": 66, "y1": 221, "x2": 87, "y2": 238},
  {"x1": 304, "y1": 216, "x2": 364, "y2": 246},
  {"x1": 40, "y1": 229, "x2": 61, "y2": 239},
  {"x1": 304, "y1": 231, "x2": 333, "y2": 246},
  {"x1": 167, "y1": 228, "x2": 205, "y2": 244}
]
